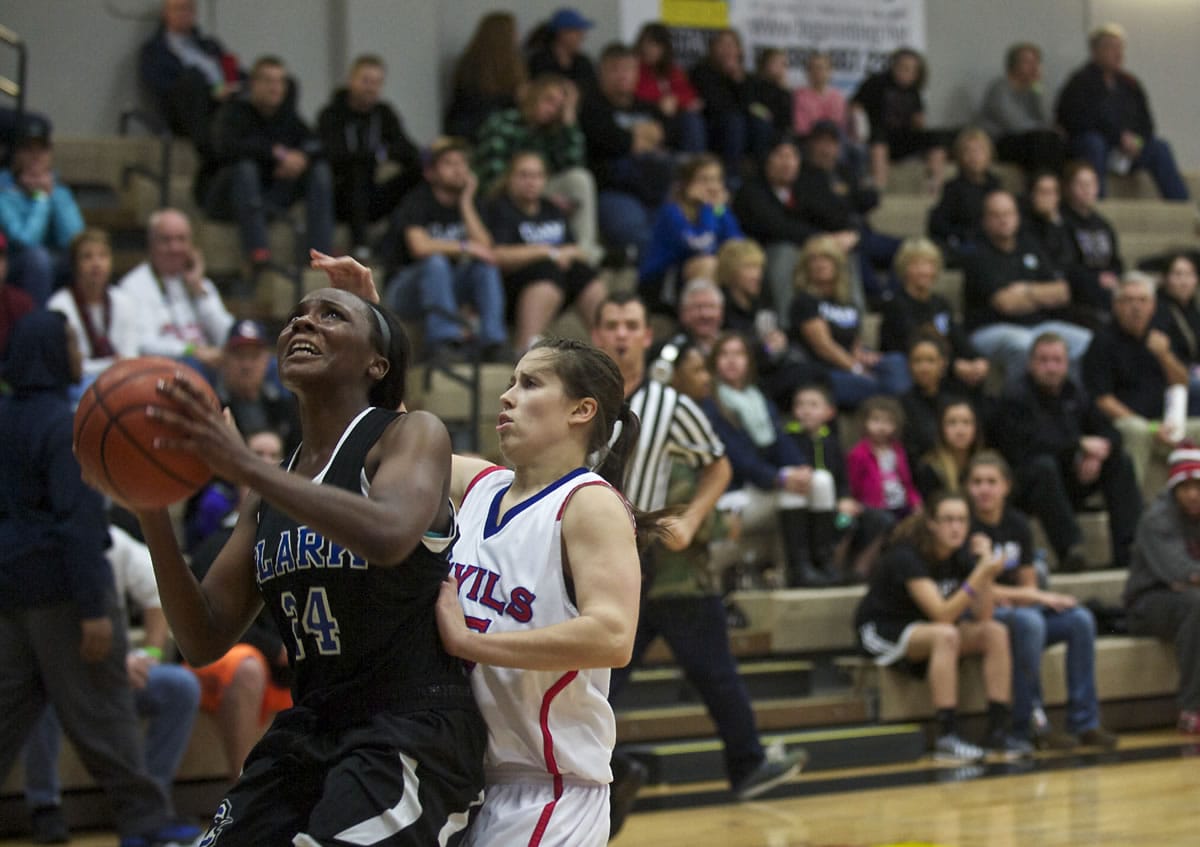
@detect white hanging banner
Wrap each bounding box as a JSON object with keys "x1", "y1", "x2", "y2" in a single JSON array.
[{"x1": 620, "y1": 0, "x2": 927, "y2": 92}]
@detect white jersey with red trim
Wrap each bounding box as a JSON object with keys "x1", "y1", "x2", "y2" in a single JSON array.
[{"x1": 450, "y1": 465, "x2": 616, "y2": 786}]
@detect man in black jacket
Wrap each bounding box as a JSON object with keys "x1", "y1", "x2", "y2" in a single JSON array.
[
  {"x1": 317, "y1": 55, "x2": 421, "y2": 258},
  {"x1": 1054, "y1": 22, "x2": 1188, "y2": 200},
  {"x1": 989, "y1": 331, "x2": 1142, "y2": 569},
  {"x1": 200, "y1": 55, "x2": 333, "y2": 269}
]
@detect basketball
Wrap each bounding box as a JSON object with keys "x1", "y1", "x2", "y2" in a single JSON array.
[{"x1": 73, "y1": 357, "x2": 221, "y2": 509}]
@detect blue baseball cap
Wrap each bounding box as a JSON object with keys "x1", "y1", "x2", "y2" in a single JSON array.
[{"x1": 549, "y1": 8, "x2": 593, "y2": 32}]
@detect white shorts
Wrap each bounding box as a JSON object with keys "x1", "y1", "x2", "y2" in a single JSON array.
[{"x1": 462, "y1": 780, "x2": 609, "y2": 847}]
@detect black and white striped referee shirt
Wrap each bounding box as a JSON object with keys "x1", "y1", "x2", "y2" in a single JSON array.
[{"x1": 623, "y1": 379, "x2": 726, "y2": 512}]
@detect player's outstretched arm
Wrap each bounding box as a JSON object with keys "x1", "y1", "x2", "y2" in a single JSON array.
[{"x1": 437, "y1": 484, "x2": 640, "y2": 670}]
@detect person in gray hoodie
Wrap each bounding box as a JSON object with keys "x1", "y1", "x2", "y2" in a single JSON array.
[{"x1": 1125, "y1": 442, "x2": 1200, "y2": 734}]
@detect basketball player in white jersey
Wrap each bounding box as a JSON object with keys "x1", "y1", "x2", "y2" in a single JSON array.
[{"x1": 437, "y1": 337, "x2": 653, "y2": 847}]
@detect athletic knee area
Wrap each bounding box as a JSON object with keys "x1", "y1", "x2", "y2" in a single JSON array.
[
  {"x1": 229, "y1": 654, "x2": 270, "y2": 695},
  {"x1": 930, "y1": 623, "x2": 960, "y2": 653},
  {"x1": 982, "y1": 620, "x2": 1010, "y2": 651}
]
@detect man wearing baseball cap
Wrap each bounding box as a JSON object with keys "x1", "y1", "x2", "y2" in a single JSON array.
[
  {"x1": 1125, "y1": 442, "x2": 1200, "y2": 734},
  {"x1": 217, "y1": 319, "x2": 300, "y2": 453},
  {"x1": 528, "y1": 7, "x2": 597, "y2": 93}
]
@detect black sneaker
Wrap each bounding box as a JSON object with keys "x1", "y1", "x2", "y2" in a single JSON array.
[
  {"x1": 1032, "y1": 727, "x2": 1078, "y2": 751},
  {"x1": 732, "y1": 749, "x2": 808, "y2": 801},
  {"x1": 609, "y1": 754, "x2": 648, "y2": 839},
  {"x1": 988, "y1": 730, "x2": 1035, "y2": 760},
  {"x1": 30, "y1": 805, "x2": 68, "y2": 844},
  {"x1": 1077, "y1": 726, "x2": 1119, "y2": 750}
]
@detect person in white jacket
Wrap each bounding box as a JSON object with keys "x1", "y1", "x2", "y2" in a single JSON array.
[
  {"x1": 47, "y1": 229, "x2": 141, "y2": 384},
  {"x1": 117, "y1": 207, "x2": 234, "y2": 372}
]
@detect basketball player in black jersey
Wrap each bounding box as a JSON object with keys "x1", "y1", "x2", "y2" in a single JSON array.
[{"x1": 84, "y1": 285, "x2": 486, "y2": 845}]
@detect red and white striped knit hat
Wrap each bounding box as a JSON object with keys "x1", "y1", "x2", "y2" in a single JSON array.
[{"x1": 1168, "y1": 442, "x2": 1200, "y2": 490}]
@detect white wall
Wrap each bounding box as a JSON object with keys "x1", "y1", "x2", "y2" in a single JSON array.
[{"x1": 4, "y1": 0, "x2": 1200, "y2": 168}]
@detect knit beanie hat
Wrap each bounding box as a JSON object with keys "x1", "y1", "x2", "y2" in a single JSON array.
[{"x1": 1167, "y1": 442, "x2": 1200, "y2": 490}]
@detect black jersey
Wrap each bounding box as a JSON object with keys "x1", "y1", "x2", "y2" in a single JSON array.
[{"x1": 253, "y1": 407, "x2": 474, "y2": 727}]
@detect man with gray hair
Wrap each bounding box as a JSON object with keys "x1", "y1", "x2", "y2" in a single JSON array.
[
  {"x1": 676, "y1": 277, "x2": 725, "y2": 355},
  {"x1": 1083, "y1": 271, "x2": 1200, "y2": 493},
  {"x1": 117, "y1": 207, "x2": 235, "y2": 371}
]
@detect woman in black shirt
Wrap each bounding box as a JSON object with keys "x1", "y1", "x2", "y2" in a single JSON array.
[{"x1": 854, "y1": 492, "x2": 1025, "y2": 761}]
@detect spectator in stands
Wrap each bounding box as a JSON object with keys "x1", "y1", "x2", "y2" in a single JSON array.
[
  {"x1": 602, "y1": 332, "x2": 807, "y2": 817},
  {"x1": 965, "y1": 451, "x2": 1117, "y2": 751},
  {"x1": 202, "y1": 55, "x2": 334, "y2": 271},
  {"x1": 731, "y1": 136, "x2": 817, "y2": 323},
  {"x1": 187, "y1": 429, "x2": 295, "y2": 779},
  {"x1": 796, "y1": 120, "x2": 899, "y2": 304},
  {"x1": 788, "y1": 236, "x2": 910, "y2": 408},
  {"x1": 633, "y1": 22, "x2": 705, "y2": 153},
  {"x1": 881, "y1": 237, "x2": 989, "y2": 393},
  {"x1": 444, "y1": 12, "x2": 526, "y2": 139},
  {"x1": 703, "y1": 331, "x2": 838, "y2": 586},
  {"x1": 793, "y1": 52, "x2": 849, "y2": 139},
  {"x1": 928, "y1": 128, "x2": 1002, "y2": 261},
  {"x1": 850, "y1": 47, "x2": 949, "y2": 194},
  {"x1": 1022, "y1": 170, "x2": 1082, "y2": 281},
  {"x1": 854, "y1": 491, "x2": 1028, "y2": 762},
  {"x1": 216, "y1": 319, "x2": 300, "y2": 456},
  {"x1": 977, "y1": 43, "x2": 1066, "y2": 176},
  {"x1": 1083, "y1": 272, "x2": 1200, "y2": 493},
  {"x1": 486, "y1": 151, "x2": 606, "y2": 352},
  {"x1": 526, "y1": 7, "x2": 597, "y2": 95},
  {"x1": 0, "y1": 310, "x2": 199, "y2": 847},
  {"x1": 0, "y1": 135, "x2": 84, "y2": 305},
  {"x1": 962, "y1": 190, "x2": 1091, "y2": 382},
  {"x1": 785, "y1": 382, "x2": 895, "y2": 584},
  {"x1": 717, "y1": 238, "x2": 786, "y2": 353},
  {"x1": 1125, "y1": 443, "x2": 1200, "y2": 734},
  {"x1": 0, "y1": 233, "x2": 35, "y2": 361},
  {"x1": 1155, "y1": 254, "x2": 1200, "y2": 392},
  {"x1": 673, "y1": 277, "x2": 726, "y2": 357},
  {"x1": 0, "y1": 107, "x2": 52, "y2": 168},
  {"x1": 472, "y1": 73, "x2": 597, "y2": 259},
  {"x1": 47, "y1": 229, "x2": 140, "y2": 388},
  {"x1": 989, "y1": 331, "x2": 1142, "y2": 569},
  {"x1": 847, "y1": 395, "x2": 923, "y2": 520},
  {"x1": 913, "y1": 396, "x2": 983, "y2": 499},
  {"x1": 1061, "y1": 161, "x2": 1123, "y2": 313},
  {"x1": 1055, "y1": 23, "x2": 1189, "y2": 200},
  {"x1": 22, "y1": 524, "x2": 203, "y2": 840},
  {"x1": 139, "y1": 0, "x2": 243, "y2": 152},
  {"x1": 317, "y1": 54, "x2": 422, "y2": 258},
  {"x1": 639, "y1": 154, "x2": 742, "y2": 313},
  {"x1": 382, "y1": 137, "x2": 508, "y2": 362},
  {"x1": 746, "y1": 48, "x2": 793, "y2": 146},
  {"x1": 118, "y1": 208, "x2": 235, "y2": 372},
  {"x1": 901, "y1": 333, "x2": 967, "y2": 466},
  {"x1": 689, "y1": 29, "x2": 758, "y2": 179},
  {"x1": 579, "y1": 43, "x2": 674, "y2": 263}
]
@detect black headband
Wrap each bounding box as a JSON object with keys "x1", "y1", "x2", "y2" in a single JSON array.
[{"x1": 367, "y1": 303, "x2": 392, "y2": 352}]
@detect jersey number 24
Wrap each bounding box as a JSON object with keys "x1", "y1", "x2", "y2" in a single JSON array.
[{"x1": 280, "y1": 587, "x2": 342, "y2": 659}]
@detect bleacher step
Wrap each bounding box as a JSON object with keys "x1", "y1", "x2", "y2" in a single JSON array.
[
  {"x1": 613, "y1": 659, "x2": 814, "y2": 710},
  {"x1": 620, "y1": 723, "x2": 926, "y2": 786},
  {"x1": 616, "y1": 692, "x2": 869, "y2": 744}
]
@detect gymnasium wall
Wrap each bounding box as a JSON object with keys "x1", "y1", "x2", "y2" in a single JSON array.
[{"x1": 4, "y1": 0, "x2": 1200, "y2": 169}]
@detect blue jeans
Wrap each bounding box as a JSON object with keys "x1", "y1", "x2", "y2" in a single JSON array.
[
  {"x1": 992, "y1": 604, "x2": 1100, "y2": 737},
  {"x1": 23, "y1": 662, "x2": 201, "y2": 807},
  {"x1": 597, "y1": 190, "x2": 654, "y2": 258},
  {"x1": 970, "y1": 321, "x2": 1092, "y2": 385},
  {"x1": 384, "y1": 255, "x2": 507, "y2": 347},
  {"x1": 609, "y1": 594, "x2": 765, "y2": 787},
  {"x1": 1071, "y1": 131, "x2": 1190, "y2": 200},
  {"x1": 204, "y1": 158, "x2": 335, "y2": 258},
  {"x1": 827, "y1": 351, "x2": 911, "y2": 409},
  {"x1": 6, "y1": 242, "x2": 64, "y2": 306}
]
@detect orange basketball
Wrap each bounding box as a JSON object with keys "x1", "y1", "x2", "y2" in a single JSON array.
[{"x1": 73, "y1": 357, "x2": 221, "y2": 509}]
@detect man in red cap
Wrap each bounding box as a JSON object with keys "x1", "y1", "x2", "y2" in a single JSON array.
[{"x1": 1125, "y1": 442, "x2": 1200, "y2": 733}]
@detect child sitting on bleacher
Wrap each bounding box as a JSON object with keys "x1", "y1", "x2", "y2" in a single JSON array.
[{"x1": 847, "y1": 395, "x2": 922, "y2": 520}]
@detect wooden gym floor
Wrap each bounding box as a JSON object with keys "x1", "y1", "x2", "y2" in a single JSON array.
[{"x1": 2, "y1": 731, "x2": 1197, "y2": 847}]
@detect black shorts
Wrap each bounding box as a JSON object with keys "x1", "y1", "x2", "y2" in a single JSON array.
[
  {"x1": 197, "y1": 706, "x2": 486, "y2": 847},
  {"x1": 503, "y1": 258, "x2": 596, "y2": 316}
]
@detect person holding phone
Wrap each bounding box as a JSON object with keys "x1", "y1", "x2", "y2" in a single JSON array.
[{"x1": 964, "y1": 450, "x2": 1117, "y2": 751}]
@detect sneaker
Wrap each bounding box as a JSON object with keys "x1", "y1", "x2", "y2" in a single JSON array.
[
  {"x1": 1077, "y1": 726, "x2": 1119, "y2": 750},
  {"x1": 733, "y1": 749, "x2": 808, "y2": 801},
  {"x1": 30, "y1": 804, "x2": 68, "y2": 844},
  {"x1": 1032, "y1": 727, "x2": 1078, "y2": 751},
  {"x1": 119, "y1": 820, "x2": 202, "y2": 847},
  {"x1": 988, "y1": 730, "x2": 1035, "y2": 760},
  {"x1": 1180, "y1": 711, "x2": 1200, "y2": 735},
  {"x1": 608, "y1": 754, "x2": 648, "y2": 839},
  {"x1": 933, "y1": 733, "x2": 986, "y2": 763}
]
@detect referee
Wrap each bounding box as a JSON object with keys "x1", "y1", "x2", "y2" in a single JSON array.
[{"x1": 591, "y1": 292, "x2": 805, "y2": 837}]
